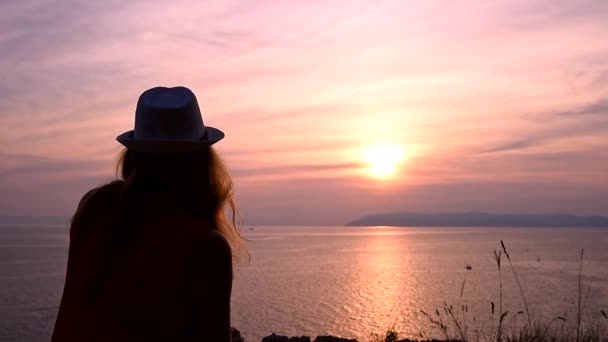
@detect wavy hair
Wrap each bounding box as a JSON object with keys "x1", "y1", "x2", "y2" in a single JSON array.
[{"x1": 116, "y1": 147, "x2": 242, "y2": 254}]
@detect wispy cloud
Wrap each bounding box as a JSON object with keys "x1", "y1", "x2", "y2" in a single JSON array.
[
  {"x1": 481, "y1": 97, "x2": 608, "y2": 153},
  {"x1": 0, "y1": 153, "x2": 108, "y2": 180},
  {"x1": 553, "y1": 98, "x2": 608, "y2": 116},
  {"x1": 483, "y1": 138, "x2": 541, "y2": 154},
  {"x1": 232, "y1": 162, "x2": 360, "y2": 179}
]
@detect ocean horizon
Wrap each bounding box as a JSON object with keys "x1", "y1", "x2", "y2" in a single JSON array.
[{"x1": 1, "y1": 224, "x2": 607, "y2": 341}]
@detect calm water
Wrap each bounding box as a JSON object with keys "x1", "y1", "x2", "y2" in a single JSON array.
[{"x1": 1, "y1": 225, "x2": 607, "y2": 341}]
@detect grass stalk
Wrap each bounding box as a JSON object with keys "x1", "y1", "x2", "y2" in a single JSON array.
[
  {"x1": 577, "y1": 248, "x2": 585, "y2": 342},
  {"x1": 501, "y1": 240, "x2": 532, "y2": 329},
  {"x1": 493, "y1": 249, "x2": 504, "y2": 342}
]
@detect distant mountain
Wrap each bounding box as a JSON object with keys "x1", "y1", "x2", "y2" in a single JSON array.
[{"x1": 346, "y1": 212, "x2": 608, "y2": 227}]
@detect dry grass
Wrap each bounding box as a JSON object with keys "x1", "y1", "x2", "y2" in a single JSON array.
[{"x1": 386, "y1": 241, "x2": 608, "y2": 342}]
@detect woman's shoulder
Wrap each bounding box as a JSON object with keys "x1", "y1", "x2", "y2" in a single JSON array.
[
  {"x1": 71, "y1": 180, "x2": 126, "y2": 233},
  {"x1": 191, "y1": 229, "x2": 233, "y2": 288},
  {"x1": 77, "y1": 180, "x2": 126, "y2": 210},
  {"x1": 197, "y1": 230, "x2": 232, "y2": 258}
]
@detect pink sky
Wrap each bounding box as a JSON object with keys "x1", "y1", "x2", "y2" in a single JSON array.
[{"x1": 1, "y1": 0, "x2": 607, "y2": 224}]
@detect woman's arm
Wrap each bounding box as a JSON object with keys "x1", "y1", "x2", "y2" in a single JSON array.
[
  {"x1": 52, "y1": 182, "x2": 124, "y2": 341},
  {"x1": 194, "y1": 230, "x2": 233, "y2": 342},
  {"x1": 51, "y1": 187, "x2": 98, "y2": 342}
]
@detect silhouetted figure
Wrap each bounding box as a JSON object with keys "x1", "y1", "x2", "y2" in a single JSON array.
[{"x1": 52, "y1": 87, "x2": 241, "y2": 342}]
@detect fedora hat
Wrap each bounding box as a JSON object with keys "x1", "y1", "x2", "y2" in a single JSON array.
[{"x1": 116, "y1": 86, "x2": 224, "y2": 153}]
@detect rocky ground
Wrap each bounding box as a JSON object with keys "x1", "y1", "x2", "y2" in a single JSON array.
[{"x1": 232, "y1": 328, "x2": 461, "y2": 342}]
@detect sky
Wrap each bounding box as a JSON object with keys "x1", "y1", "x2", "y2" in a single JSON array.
[{"x1": 0, "y1": 0, "x2": 607, "y2": 225}]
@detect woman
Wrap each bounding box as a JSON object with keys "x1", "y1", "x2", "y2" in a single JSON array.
[{"x1": 52, "y1": 86, "x2": 241, "y2": 341}]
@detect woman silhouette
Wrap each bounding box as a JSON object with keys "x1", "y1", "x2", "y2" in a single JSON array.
[{"x1": 52, "y1": 87, "x2": 241, "y2": 341}]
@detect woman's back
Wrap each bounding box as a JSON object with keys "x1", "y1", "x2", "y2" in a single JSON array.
[{"x1": 52, "y1": 182, "x2": 233, "y2": 341}]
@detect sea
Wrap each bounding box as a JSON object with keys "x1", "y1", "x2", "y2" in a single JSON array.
[{"x1": 1, "y1": 224, "x2": 607, "y2": 342}]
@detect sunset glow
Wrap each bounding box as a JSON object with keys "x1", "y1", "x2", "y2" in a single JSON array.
[
  {"x1": 362, "y1": 145, "x2": 405, "y2": 179},
  {"x1": 0, "y1": 1, "x2": 607, "y2": 224}
]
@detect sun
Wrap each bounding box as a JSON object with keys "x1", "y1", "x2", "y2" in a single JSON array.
[{"x1": 362, "y1": 144, "x2": 405, "y2": 179}]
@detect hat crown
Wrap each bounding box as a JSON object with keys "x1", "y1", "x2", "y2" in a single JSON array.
[{"x1": 133, "y1": 86, "x2": 205, "y2": 141}]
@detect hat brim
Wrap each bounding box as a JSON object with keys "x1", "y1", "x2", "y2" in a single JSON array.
[{"x1": 116, "y1": 126, "x2": 224, "y2": 153}]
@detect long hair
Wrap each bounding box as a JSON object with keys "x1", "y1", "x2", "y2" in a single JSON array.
[{"x1": 116, "y1": 147, "x2": 242, "y2": 253}]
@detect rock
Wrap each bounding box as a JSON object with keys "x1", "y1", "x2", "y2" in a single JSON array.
[
  {"x1": 313, "y1": 336, "x2": 358, "y2": 342},
  {"x1": 261, "y1": 334, "x2": 313, "y2": 342},
  {"x1": 262, "y1": 333, "x2": 289, "y2": 342},
  {"x1": 231, "y1": 327, "x2": 244, "y2": 342},
  {"x1": 396, "y1": 340, "x2": 463, "y2": 342},
  {"x1": 289, "y1": 337, "x2": 312, "y2": 342}
]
